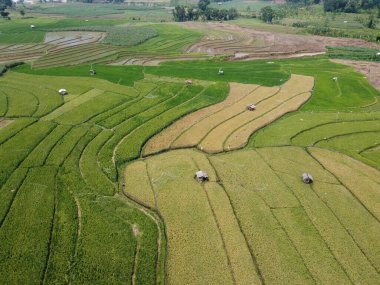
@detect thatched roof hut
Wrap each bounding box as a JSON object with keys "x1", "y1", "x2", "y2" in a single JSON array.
[
  {"x1": 58, "y1": 89, "x2": 68, "y2": 95},
  {"x1": 302, "y1": 173, "x2": 313, "y2": 184},
  {"x1": 247, "y1": 104, "x2": 256, "y2": 111},
  {"x1": 195, "y1": 170, "x2": 209, "y2": 182}
]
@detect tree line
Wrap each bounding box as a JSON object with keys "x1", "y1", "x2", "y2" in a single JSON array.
[
  {"x1": 286, "y1": 0, "x2": 379, "y2": 12},
  {"x1": 173, "y1": 0, "x2": 238, "y2": 22}
]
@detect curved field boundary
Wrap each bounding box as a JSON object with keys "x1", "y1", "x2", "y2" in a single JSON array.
[
  {"x1": 144, "y1": 74, "x2": 313, "y2": 155},
  {"x1": 225, "y1": 147, "x2": 379, "y2": 283},
  {"x1": 171, "y1": 85, "x2": 265, "y2": 148},
  {"x1": 316, "y1": 131, "x2": 380, "y2": 154},
  {"x1": 309, "y1": 148, "x2": 380, "y2": 222},
  {"x1": 143, "y1": 82, "x2": 258, "y2": 155},
  {"x1": 200, "y1": 85, "x2": 281, "y2": 153},
  {"x1": 175, "y1": 75, "x2": 311, "y2": 151},
  {"x1": 224, "y1": 92, "x2": 312, "y2": 151},
  {"x1": 114, "y1": 84, "x2": 210, "y2": 163},
  {"x1": 291, "y1": 120, "x2": 380, "y2": 146}
]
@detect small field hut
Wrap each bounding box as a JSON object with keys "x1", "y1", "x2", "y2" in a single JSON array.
[
  {"x1": 185, "y1": 79, "x2": 193, "y2": 85},
  {"x1": 30, "y1": 25, "x2": 35, "y2": 29},
  {"x1": 247, "y1": 104, "x2": 256, "y2": 111},
  {"x1": 58, "y1": 89, "x2": 68, "y2": 95},
  {"x1": 194, "y1": 170, "x2": 209, "y2": 182},
  {"x1": 302, "y1": 173, "x2": 313, "y2": 184}
]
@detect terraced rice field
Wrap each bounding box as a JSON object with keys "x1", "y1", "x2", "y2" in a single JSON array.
[
  {"x1": 0, "y1": 23, "x2": 204, "y2": 68},
  {"x1": 0, "y1": 69, "x2": 231, "y2": 284},
  {"x1": 0, "y1": 31, "x2": 106, "y2": 65},
  {"x1": 144, "y1": 74, "x2": 313, "y2": 155},
  {"x1": 251, "y1": 111, "x2": 380, "y2": 169},
  {"x1": 1, "y1": 56, "x2": 379, "y2": 284},
  {"x1": 184, "y1": 22, "x2": 380, "y2": 60}
]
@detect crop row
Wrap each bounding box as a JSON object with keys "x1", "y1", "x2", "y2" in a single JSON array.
[
  {"x1": 211, "y1": 147, "x2": 380, "y2": 283},
  {"x1": 144, "y1": 74, "x2": 313, "y2": 155},
  {"x1": 0, "y1": 71, "x2": 233, "y2": 284}
]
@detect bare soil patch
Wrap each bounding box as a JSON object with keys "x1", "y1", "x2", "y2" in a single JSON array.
[
  {"x1": 184, "y1": 22, "x2": 379, "y2": 60},
  {"x1": 0, "y1": 119, "x2": 13, "y2": 129}
]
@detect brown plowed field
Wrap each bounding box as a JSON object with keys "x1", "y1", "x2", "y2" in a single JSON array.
[{"x1": 184, "y1": 22, "x2": 379, "y2": 59}]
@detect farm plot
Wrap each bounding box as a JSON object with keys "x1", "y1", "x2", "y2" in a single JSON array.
[
  {"x1": 0, "y1": 66, "x2": 235, "y2": 284},
  {"x1": 125, "y1": 145, "x2": 380, "y2": 284},
  {"x1": 144, "y1": 74, "x2": 313, "y2": 154},
  {"x1": 124, "y1": 149, "x2": 260, "y2": 285},
  {"x1": 32, "y1": 44, "x2": 122, "y2": 69},
  {"x1": 143, "y1": 82, "x2": 251, "y2": 155},
  {"x1": 1, "y1": 54, "x2": 379, "y2": 284},
  {"x1": 250, "y1": 110, "x2": 380, "y2": 168},
  {"x1": 97, "y1": 81, "x2": 228, "y2": 182},
  {"x1": 0, "y1": 44, "x2": 49, "y2": 64},
  {"x1": 44, "y1": 31, "x2": 105, "y2": 47},
  {"x1": 184, "y1": 21, "x2": 380, "y2": 60},
  {"x1": 210, "y1": 147, "x2": 380, "y2": 284}
]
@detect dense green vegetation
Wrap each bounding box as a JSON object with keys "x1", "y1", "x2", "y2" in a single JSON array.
[
  {"x1": 327, "y1": 46, "x2": 380, "y2": 61},
  {"x1": 30, "y1": 3, "x2": 168, "y2": 18},
  {"x1": 257, "y1": 2, "x2": 380, "y2": 41}
]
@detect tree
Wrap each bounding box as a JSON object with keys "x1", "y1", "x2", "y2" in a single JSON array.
[
  {"x1": 0, "y1": 10, "x2": 9, "y2": 19},
  {"x1": 173, "y1": 5, "x2": 186, "y2": 21},
  {"x1": 344, "y1": 0, "x2": 361, "y2": 12},
  {"x1": 260, "y1": 6, "x2": 275, "y2": 23},
  {"x1": 198, "y1": 0, "x2": 210, "y2": 12},
  {"x1": 324, "y1": 0, "x2": 349, "y2": 12},
  {"x1": 367, "y1": 14, "x2": 376, "y2": 28},
  {"x1": 0, "y1": 0, "x2": 11, "y2": 8}
]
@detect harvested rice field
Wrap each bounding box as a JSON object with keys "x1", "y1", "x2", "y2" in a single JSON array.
[
  {"x1": 144, "y1": 74, "x2": 313, "y2": 154},
  {"x1": 125, "y1": 147, "x2": 380, "y2": 284}
]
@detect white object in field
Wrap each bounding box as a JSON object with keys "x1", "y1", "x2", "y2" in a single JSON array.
[
  {"x1": 247, "y1": 104, "x2": 256, "y2": 111},
  {"x1": 333, "y1": 77, "x2": 338, "y2": 81},
  {"x1": 30, "y1": 25, "x2": 35, "y2": 28},
  {"x1": 185, "y1": 79, "x2": 193, "y2": 85},
  {"x1": 376, "y1": 52, "x2": 380, "y2": 56},
  {"x1": 58, "y1": 89, "x2": 68, "y2": 95},
  {"x1": 302, "y1": 173, "x2": 313, "y2": 184},
  {"x1": 267, "y1": 61, "x2": 274, "y2": 64},
  {"x1": 195, "y1": 171, "x2": 209, "y2": 182},
  {"x1": 85, "y1": 20, "x2": 89, "y2": 22},
  {"x1": 218, "y1": 68, "x2": 224, "y2": 75},
  {"x1": 344, "y1": 21, "x2": 348, "y2": 23}
]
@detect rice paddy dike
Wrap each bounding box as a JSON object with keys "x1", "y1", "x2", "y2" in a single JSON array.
[{"x1": 0, "y1": 55, "x2": 378, "y2": 284}]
